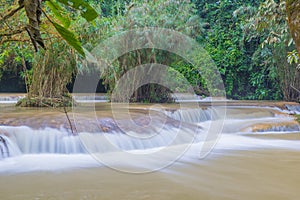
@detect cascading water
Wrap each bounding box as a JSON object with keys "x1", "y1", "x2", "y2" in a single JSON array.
[
  {"x1": 0, "y1": 105, "x2": 300, "y2": 173},
  {"x1": 164, "y1": 107, "x2": 219, "y2": 123},
  {"x1": 0, "y1": 106, "x2": 298, "y2": 155},
  {"x1": 164, "y1": 106, "x2": 300, "y2": 134},
  {"x1": 0, "y1": 134, "x2": 22, "y2": 159},
  {"x1": 0, "y1": 124, "x2": 200, "y2": 156},
  {"x1": 0, "y1": 95, "x2": 25, "y2": 104},
  {"x1": 0, "y1": 135, "x2": 9, "y2": 159},
  {"x1": 285, "y1": 104, "x2": 300, "y2": 114},
  {"x1": 1, "y1": 126, "x2": 85, "y2": 154}
]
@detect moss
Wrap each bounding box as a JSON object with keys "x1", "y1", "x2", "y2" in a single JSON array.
[
  {"x1": 295, "y1": 115, "x2": 300, "y2": 124},
  {"x1": 16, "y1": 96, "x2": 73, "y2": 107}
]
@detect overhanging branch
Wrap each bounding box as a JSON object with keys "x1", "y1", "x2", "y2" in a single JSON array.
[
  {"x1": 0, "y1": 28, "x2": 25, "y2": 37},
  {"x1": 0, "y1": 4, "x2": 24, "y2": 23}
]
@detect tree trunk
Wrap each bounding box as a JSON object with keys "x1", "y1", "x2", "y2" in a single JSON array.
[{"x1": 286, "y1": 0, "x2": 300, "y2": 56}]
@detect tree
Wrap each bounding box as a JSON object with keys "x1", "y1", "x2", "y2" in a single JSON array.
[
  {"x1": 244, "y1": 0, "x2": 299, "y2": 101},
  {"x1": 90, "y1": 0, "x2": 206, "y2": 102},
  {"x1": 0, "y1": 0, "x2": 98, "y2": 106},
  {"x1": 0, "y1": 0, "x2": 97, "y2": 55},
  {"x1": 286, "y1": 0, "x2": 300, "y2": 57},
  {"x1": 193, "y1": 0, "x2": 281, "y2": 100}
]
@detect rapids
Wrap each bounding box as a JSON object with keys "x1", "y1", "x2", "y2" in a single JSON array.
[
  {"x1": 0, "y1": 103, "x2": 299, "y2": 171},
  {"x1": 0, "y1": 100, "x2": 300, "y2": 199}
]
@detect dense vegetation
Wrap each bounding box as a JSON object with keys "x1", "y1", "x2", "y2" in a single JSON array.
[
  {"x1": 195, "y1": 0, "x2": 299, "y2": 100},
  {"x1": 0, "y1": 0, "x2": 299, "y2": 105}
]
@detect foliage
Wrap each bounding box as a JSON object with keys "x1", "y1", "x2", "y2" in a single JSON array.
[
  {"x1": 244, "y1": 0, "x2": 300, "y2": 101},
  {"x1": 45, "y1": 0, "x2": 99, "y2": 56},
  {"x1": 0, "y1": 0, "x2": 97, "y2": 106},
  {"x1": 51, "y1": 21, "x2": 85, "y2": 56},
  {"x1": 56, "y1": 0, "x2": 98, "y2": 22},
  {"x1": 194, "y1": 0, "x2": 272, "y2": 99},
  {"x1": 193, "y1": 0, "x2": 299, "y2": 101},
  {"x1": 0, "y1": 0, "x2": 98, "y2": 56},
  {"x1": 287, "y1": 49, "x2": 300, "y2": 71},
  {"x1": 89, "y1": 0, "x2": 207, "y2": 102},
  {"x1": 0, "y1": 0, "x2": 300, "y2": 103},
  {"x1": 28, "y1": 40, "x2": 77, "y2": 99},
  {"x1": 295, "y1": 114, "x2": 300, "y2": 124}
]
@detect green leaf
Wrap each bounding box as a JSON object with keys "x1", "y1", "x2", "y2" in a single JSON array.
[
  {"x1": 52, "y1": 22, "x2": 85, "y2": 57},
  {"x1": 46, "y1": 0, "x2": 71, "y2": 28},
  {"x1": 56, "y1": 0, "x2": 98, "y2": 22}
]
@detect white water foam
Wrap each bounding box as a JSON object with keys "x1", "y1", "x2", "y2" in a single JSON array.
[{"x1": 1, "y1": 133, "x2": 300, "y2": 174}]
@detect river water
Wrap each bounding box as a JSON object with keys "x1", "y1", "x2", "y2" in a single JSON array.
[{"x1": 0, "y1": 100, "x2": 300, "y2": 199}]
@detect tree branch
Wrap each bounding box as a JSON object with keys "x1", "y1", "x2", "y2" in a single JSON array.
[
  {"x1": 0, "y1": 38, "x2": 30, "y2": 45},
  {"x1": 0, "y1": 4, "x2": 24, "y2": 23},
  {"x1": 0, "y1": 28, "x2": 25, "y2": 37}
]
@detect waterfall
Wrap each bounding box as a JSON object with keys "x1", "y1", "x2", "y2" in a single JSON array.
[
  {"x1": 79, "y1": 127, "x2": 200, "y2": 154},
  {"x1": 72, "y1": 93, "x2": 108, "y2": 103},
  {"x1": 164, "y1": 107, "x2": 219, "y2": 123},
  {"x1": 0, "y1": 134, "x2": 22, "y2": 159},
  {"x1": 285, "y1": 104, "x2": 300, "y2": 114},
  {"x1": 0, "y1": 106, "x2": 298, "y2": 159},
  {"x1": 1, "y1": 126, "x2": 85, "y2": 154},
  {"x1": 0, "y1": 124, "x2": 201, "y2": 156},
  {"x1": 0, "y1": 95, "x2": 24, "y2": 104},
  {"x1": 0, "y1": 135, "x2": 9, "y2": 159}
]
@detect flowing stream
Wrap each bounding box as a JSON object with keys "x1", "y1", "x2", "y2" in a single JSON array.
[{"x1": 0, "y1": 101, "x2": 300, "y2": 199}]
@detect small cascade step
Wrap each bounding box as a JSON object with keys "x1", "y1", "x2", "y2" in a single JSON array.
[
  {"x1": 0, "y1": 135, "x2": 9, "y2": 159},
  {"x1": 164, "y1": 108, "x2": 218, "y2": 123},
  {"x1": 0, "y1": 124, "x2": 200, "y2": 157},
  {"x1": 285, "y1": 104, "x2": 300, "y2": 114},
  {"x1": 0, "y1": 94, "x2": 26, "y2": 104}
]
